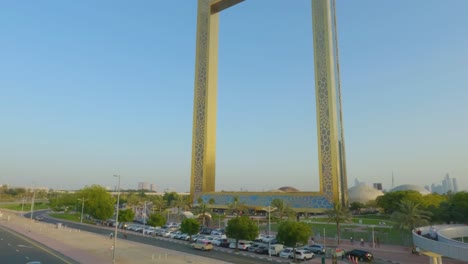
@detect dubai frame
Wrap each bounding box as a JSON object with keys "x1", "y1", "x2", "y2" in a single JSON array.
[{"x1": 190, "y1": 0, "x2": 347, "y2": 212}]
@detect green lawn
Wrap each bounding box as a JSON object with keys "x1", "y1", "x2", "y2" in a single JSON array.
[
  {"x1": 260, "y1": 217, "x2": 412, "y2": 247},
  {"x1": 304, "y1": 217, "x2": 395, "y2": 226},
  {"x1": 49, "y1": 212, "x2": 94, "y2": 224},
  {"x1": 0, "y1": 203, "x2": 49, "y2": 211}
]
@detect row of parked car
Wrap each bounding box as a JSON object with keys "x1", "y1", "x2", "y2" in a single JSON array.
[
  {"x1": 115, "y1": 221, "x2": 372, "y2": 262},
  {"x1": 189, "y1": 232, "x2": 326, "y2": 261}
]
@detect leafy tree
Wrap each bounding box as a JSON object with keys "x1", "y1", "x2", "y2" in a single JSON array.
[
  {"x1": 419, "y1": 193, "x2": 447, "y2": 209},
  {"x1": 150, "y1": 195, "x2": 166, "y2": 213},
  {"x1": 126, "y1": 192, "x2": 146, "y2": 207},
  {"x1": 147, "y1": 213, "x2": 166, "y2": 227},
  {"x1": 430, "y1": 192, "x2": 467, "y2": 224},
  {"x1": 447, "y1": 192, "x2": 468, "y2": 223},
  {"x1": 49, "y1": 192, "x2": 78, "y2": 211},
  {"x1": 163, "y1": 192, "x2": 180, "y2": 207},
  {"x1": 180, "y1": 218, "x2": 200, "y2": 238},
  {"x1": 325, "y1": 202, "x2": 351, "y2": 244},
  {"x1": 225, "y1": 216, "x2": 259, "y2": 250},
  {"x1": 118, "y1": 209, "x2": 135, "y2": 222},
  {"x1": 171, "y1": 195, "x2": 191, "y2": 211},
  {"x1": 391, "y1": 200, "x2": 432, "y2": 231},
  {"x1": 349, "y1": 202, "x2": 364, "y2": 214},
  {"x1": 376, "y1": 191, "x2": 424, "y2": 214},
  {"x1": 76, "y1": 185, "x2": 114, "y2": 220},
  {"x1": 271, "y1": 199, "x2": 295, "y2": 221},
  {"x1": 276, "y1": 220, "x2": 311, "y2": 247}
]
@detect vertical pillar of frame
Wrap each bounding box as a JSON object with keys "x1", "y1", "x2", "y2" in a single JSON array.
[
  {"x1": 312, "y1": 0, "x2": 348, "y2": 205},
  {"x1": 191, "y1": 0, "x2": 219, "y2": 202}
]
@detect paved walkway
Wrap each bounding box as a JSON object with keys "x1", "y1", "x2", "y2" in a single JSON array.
[
  {"x1": 0, "y1": 211, "x2": 229, "y2": 264},
  {"x1": 311, "y1": 238, "x2": 467, "y2": 264}
]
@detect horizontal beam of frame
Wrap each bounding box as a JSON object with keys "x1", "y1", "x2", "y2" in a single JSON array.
[{"x1": 211, "y1": 0, "x2": 245, "y2": 14}]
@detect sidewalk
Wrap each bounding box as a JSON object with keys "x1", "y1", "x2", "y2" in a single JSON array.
[
  {"x1": 0, "y1": 211, "x2": 229, "y2": 264},
  {"x1": 320, "y1": 240, "x2": 467, "y2": 264}
]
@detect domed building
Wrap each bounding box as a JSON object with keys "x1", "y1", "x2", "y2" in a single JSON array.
[
  {"x1": 278, "y1": 186, "x2": 300, "y2": 192},
  {"x1": 348, "y1": 185, "x2": 384, "y2": 204},
  {"x1": 389, "y1": 184, "x2": 430, "y2": 195}
]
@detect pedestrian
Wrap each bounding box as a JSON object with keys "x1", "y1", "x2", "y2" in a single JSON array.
[
  {"x1": 350, "y1": 236, "x2": 354, "y2": 245},
  {"x1": 360, "y1": 238, "x2": 364, "y2": 247},
  {"x1": 109, "y1": 232, "x2": 114, "y2": 239},
  {"x1": 376, "y1": 237, "x2": 380, "y2": 248}
]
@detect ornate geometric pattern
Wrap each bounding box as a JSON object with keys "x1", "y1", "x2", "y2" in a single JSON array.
[
  {"x1": 200, "y1": 193, "x2": 333, "y2": 211},
  {"x1": 191, "y1": 0, "x2": 348, "y2": 211},
  {"x1": 313, "y1": 0, "x2": 334, "y2": 202},
  {"x1": 191, "y1": 0, "x2": 217, "y2": 201}
]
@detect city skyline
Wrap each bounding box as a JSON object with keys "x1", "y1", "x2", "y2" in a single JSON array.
[{"x1": 1, "y1": 0, "x2": 467, "y2": 192}]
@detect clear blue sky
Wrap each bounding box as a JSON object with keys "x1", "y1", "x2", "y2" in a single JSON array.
[{"x1": 1, "y1": 0, "x2": 467, "y2": 192}]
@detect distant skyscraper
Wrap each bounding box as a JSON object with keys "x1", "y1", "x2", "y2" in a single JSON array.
[
  {"x1": 452, "y1": 178, "x2": 458, "y2": 193},
  {"x1": 443, "y1": 174, "x2": 453, "y2": 193},
  {"x1": 430, "y1": 173, "x2": 458, "y2": 194},
  {"x1": 373, "y1": 183, "x2": 383, "y2": 191},
  {"x1": 150, "y1": 184, "x2": 157, "y2": 192},
  {"x1": 138, "y1": 182, "x2": 150, "y2": 191}
]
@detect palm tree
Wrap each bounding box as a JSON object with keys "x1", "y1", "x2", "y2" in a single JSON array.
[
  {"x1": 325, "y1": 202, "x2": 351, "y2": 244},
  {"x1": 227, "y1": 196, "x2": 249, "y2": 217},
  {"x1": 391, "y1": 200, "x2": 432, "y2": 231},
  {"x1": 271, "y1": 198, "x2": 295, "y2": 221},
  {"x1": 196, "y1": 197, "x2": 211, "y2": 227},
  {"x1": 171, "y1": 195, "x2": 190, "y2": 212},
  {"x1": 151, "y1": 196, "x2": 165, "y2": 213}
]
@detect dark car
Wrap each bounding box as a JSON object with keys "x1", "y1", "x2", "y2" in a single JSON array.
[
  {"x1": 218, "y1": 238, "x2": 231, "y2": 248},
  {"x1": 304, "y1": 244, "x2": 325, "y2": 254},
  {"x1": 346, "y1": 249, "x2": 373, "y2": 262},
  {"x1": 255, "y1": 245, "x2": 269, "y2": 254}
]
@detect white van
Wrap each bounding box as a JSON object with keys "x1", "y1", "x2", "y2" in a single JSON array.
[{"x1": 269, "y1": 244, "x2": 284, "y2": 256}]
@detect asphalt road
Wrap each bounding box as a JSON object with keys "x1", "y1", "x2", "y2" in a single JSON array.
[
  {"x1": 25, "y1": 211, "x2": 278, "y2": 264},
  {"x1": 0, "y1": 225, "x2": 78, "y2": 264}
]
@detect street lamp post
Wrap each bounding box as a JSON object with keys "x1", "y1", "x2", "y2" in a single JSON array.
[
  {"x1": 30, "y1": 188, "x2": 36, "y2": 221},
  {"x1": 78, "y1": 198, "x2": 87, "y2": 224},
  {"x1": 371, "y1": 225, "x2": 375, "y2": 249},
  {"x1": 21, "y1": 196, "x2": 25, "y2": 215},
  {"x1": 112, "y1": 175, "x2": 121, "y2": 264},
  {"x1": 263, "y1": 206, "x2": 277, "y2": 259}
]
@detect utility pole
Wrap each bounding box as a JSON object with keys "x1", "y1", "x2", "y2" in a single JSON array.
[
  {"x1": 78, "y1": 198, "x2": 87, "y2": 224},
  {"x1": 30, "y1": 188, "x2": 36, "y2": 221},
  {"x1": 112, "y1": 175, "x2": 121, "y2": 264},
  {"x1": 143, "y1": 201, "x2": 147, "y2": 226}
]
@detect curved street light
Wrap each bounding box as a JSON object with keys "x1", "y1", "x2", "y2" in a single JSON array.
[
  {"x1": 112, "y1": 175, "x2": 121, "y2": 264},
  {"x1": 78, "y1": 197, "x2": 87, "y2": 224},
  {"x1": 263, "y1": 206, "x2": 277, "y2": 259}
]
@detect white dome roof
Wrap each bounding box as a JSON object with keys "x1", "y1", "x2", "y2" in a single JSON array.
[
  {"x1": 390, "y1": 184, "x2": 430, "y2": 195},
  {"x1": 348, "y1": 185, "x2": 384, "y2": 204}
]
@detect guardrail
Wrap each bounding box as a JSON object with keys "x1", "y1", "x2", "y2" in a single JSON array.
[{"x1": 413, "y1": 225, "x2": 468, "y2": 262}]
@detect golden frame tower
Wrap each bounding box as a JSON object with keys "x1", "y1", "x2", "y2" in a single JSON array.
[{"x1": 190, "y1": 0, "x2": 347, "y2": 211}]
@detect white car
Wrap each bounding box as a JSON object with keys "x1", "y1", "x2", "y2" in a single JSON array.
[
  {"x1": 229, "y1": 241, "x2": 251, "y2": 251},
  {"x1": 289, "y1": 249, "x2": 314, "y2": 260},
  {"x1": 211, "y1": 237, "x2": 222, "y2": 246},
  {"x1": 261, "y1": 235, "x2": 276, "y2": 243}
]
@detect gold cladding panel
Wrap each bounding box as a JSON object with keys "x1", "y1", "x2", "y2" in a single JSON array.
[{"x1": 191, "y1": 0, "x2": 348, "y2": 207}]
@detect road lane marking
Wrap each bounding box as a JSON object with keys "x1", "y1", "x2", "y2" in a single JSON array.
[
  {"x1": 0, "y1": 225, "x2": 74, "y2": 264},
  {"x1": 18, "y1": 244, "x2": 34, "y2": 248}
]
